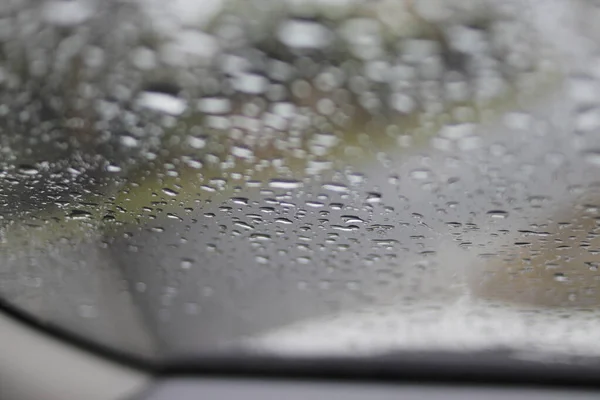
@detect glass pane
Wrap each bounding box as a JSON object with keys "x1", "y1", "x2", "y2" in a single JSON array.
[{"x1": 1, "y1": 0, "x2": 600, "y2": 361}]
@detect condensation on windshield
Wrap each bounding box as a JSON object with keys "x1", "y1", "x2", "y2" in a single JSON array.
[{"x1": 1, "y1": 0, "x2": 600, "y2": 360}]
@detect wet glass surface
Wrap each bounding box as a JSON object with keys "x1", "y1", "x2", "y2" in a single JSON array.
[{"x1": 1, "y1": 0, "x2": 600, "y2": 361}]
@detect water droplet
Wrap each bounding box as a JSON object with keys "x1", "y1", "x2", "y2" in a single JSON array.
[
  {"x1": 277, "y1": 19, "x2": 333, "y2": 49},
  {"x1": 365, "y1": 192, "x2": 382, "y2": 204},
  {"x1": 105, "y1": 164, "x2": 122, "y2": 173},
  {"x1": 250, "y1": 233, "x2": 271, "y2": 241},
  {"x1": 347, "y1": 173, "x2": 365, "y2": 185},
  {"x1": 131, "y1": 47, "x2": 157, "y2": 70},
  {"x1": 341, "y1": 215, "x2": 365, "y2": 224},
  {"x1": 586, "y1": 262, "x2": 599, "y2": 272},
  {"x1": 120, "y1": 135, "x2": 139, "y2": 148},
  {"x1": 322, "y1": 183, "x2": 349, "y2": 193},
  {"x1": 18, "y1": 165, "x2": 39, "y2": 175},
  {"x1": 568, "y1": 77, "x2": 600, "y2": 105},
  {"x1": 230, "y1": 197, "x2": 249, "y2": 205},
  {"x1": 269, "y1": 179, "x2": 303, "y2": 189},
  {"x1": 43, "y1": 0, "x2": 94, "y2": 26},
  {"x1": 188, "y1": 136, "x2": 207, "y2": 149},
  {"x1": 180, "y1": 258, "x2": 194, "y2": 269},
  {"x1": 68, "y1": 210, "x2": 93, "y2": 220},
  {"x1": 166, "y1": 213, "x2": 183, "y2": 221},
  {"x1": 439, "y1": 123, "x2": 476, "y2": 140},
  {"x1": 372, "y1": 239, "x2": 399, "y2": 246},
  {"x1": 231, "y1": 145, "x2": 254, "y2": 159},
  {"x1": 234, "y1": 221, "x2": 254, "y2": 230},
  {"x1": 487, "y1": 210, "x2": 509, "y2": 219},
  {"x1": 233, "y1": 73, "x2": 268, "y2": 94},
  {"x1": 331, "y1": 225, "x2": 359, "y2": 232},
  {"x1": 297, "y1": 256, "x2": 311, "y2": 265},
  {"x1": 137, "y1": 91, "x2": 187, "y2": 115},
  {"x1": 410, "y1": 169, "x2": 431, "y2": 180},
  {"x1": 255, "y1": 255, "x2": 270, "y2": 264},
  {"x1": 390, "y1": 93, "x2": 416, "y2": 114},
  {"x1": 554, "y1": 273, "x2": 569, "y2": 282},
  {"x1": 162, "y1": 188, "x2": 179, "y2": 197}
]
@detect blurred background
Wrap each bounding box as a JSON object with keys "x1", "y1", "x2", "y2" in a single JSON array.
[{"x1": 1, "y1": 0, "x2": 600, "y2": 363}]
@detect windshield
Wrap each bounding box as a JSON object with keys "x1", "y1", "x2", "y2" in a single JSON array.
[{"x1": 1, "y1": 0, "x2": 599, "y2": 363}]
